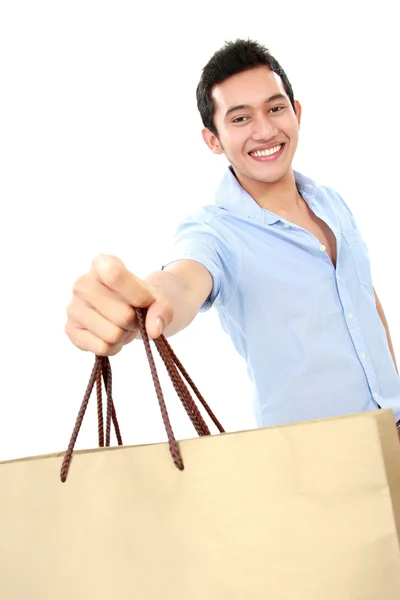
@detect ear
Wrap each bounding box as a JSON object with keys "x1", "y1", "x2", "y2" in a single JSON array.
[
  {"x1": 294, "y1": 100, "x2": 302, "y2": 128},
  {"x1": 201, "y1": 128, "x2": 224, "y2": 155}
]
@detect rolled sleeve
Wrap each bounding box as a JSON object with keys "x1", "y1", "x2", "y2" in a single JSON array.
[{"x1": 162, "y1": 208, "x2": 241, "y2": 312}]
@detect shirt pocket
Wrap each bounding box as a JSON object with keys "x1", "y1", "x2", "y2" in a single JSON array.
[{"x1": 342, "y1": 228, "x2": 373, "y2": 288}]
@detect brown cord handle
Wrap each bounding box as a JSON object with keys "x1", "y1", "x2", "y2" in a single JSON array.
[{"x1": 60, "y1": 307, "x2": 224, "y2": 482}]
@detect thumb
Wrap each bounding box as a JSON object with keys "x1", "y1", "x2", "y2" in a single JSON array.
[{"x1": 144, "y1": 298, "x2": 174, "y2": 340}]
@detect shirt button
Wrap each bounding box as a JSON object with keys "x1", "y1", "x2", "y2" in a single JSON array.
[
  {"x1": 373, "y1": 392, "x2": 379, "y2": 400},
  {"x1": 320, "y1": 244, "x2": 326, "y2": 252},
  {"x1": 337, "y1": 274, "x2": 340, "y2": 280},
  {"x1": 348, "y1": 312, "x2": 353, "y2": 319},
  {"x1": 360, "y1": 352, "x2": 366, "y2": 359},
  {"x1": 284, "y1": 223, "x2": 290, "y2": 228}
]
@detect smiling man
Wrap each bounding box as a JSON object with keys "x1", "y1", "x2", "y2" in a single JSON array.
[{"x1": 66, "y1": 39, "x2": 400, "y2": 429}]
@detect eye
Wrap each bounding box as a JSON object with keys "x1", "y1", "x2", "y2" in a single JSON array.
[
  {"x1": 269, "y1": 105, "x2": 285, "y2": 114},
  {"x1": 232, "y1": 116, "x2": 249, "y2": 124}
]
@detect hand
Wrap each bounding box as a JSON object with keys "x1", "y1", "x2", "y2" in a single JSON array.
[{"x1": 65, "y1": 255, "x2": 173, "y2": 356}]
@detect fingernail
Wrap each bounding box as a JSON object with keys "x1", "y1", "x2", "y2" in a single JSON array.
[{"x1": 155, "y1": 317, "x2": 164, "y2": 336}]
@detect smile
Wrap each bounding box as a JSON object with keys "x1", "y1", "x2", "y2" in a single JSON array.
[
  {"x1": 248, "y1": 143, "x2": 285, "y2": 162},
  {"x1": 249, "y1": 144, "x2": 283, "y2": 157}
]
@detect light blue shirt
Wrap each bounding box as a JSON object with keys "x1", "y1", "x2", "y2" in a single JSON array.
[{"x1": 164, "y1": 167, "x2": 400, "y2": 426}]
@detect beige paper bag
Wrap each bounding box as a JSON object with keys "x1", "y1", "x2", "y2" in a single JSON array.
[{"x1": 1, "y1": 311, "x2": 399, "y2": 599}]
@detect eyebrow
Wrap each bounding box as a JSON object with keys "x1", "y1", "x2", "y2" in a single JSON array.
[{"x1": 224, "y1": 94, "x2": 288, "y2": 118}]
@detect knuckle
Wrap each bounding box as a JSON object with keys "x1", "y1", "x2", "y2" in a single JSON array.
[
  {"x1": 123, "y1": 331, "x2": 138, "y2": 346},
  {"x1": 94, "y1": 339, "x2": 111, "y2": 356},
  {"x1": 96, "y1": 340, "x2": 121, "y2": 357},
  {"x1": 64, "y1": 320, "x2": 84, "y2": 349},
  {"x1": 103, "y1": 325, "x2": 125, "y2": 345},
  {"x1": 72, "y1": 275, "x2": 88, "y2": 297},
  {"x1": 94, "y1": 255, "x2": 124, "y2": 288},
  {"x1": 116, "y1": 305, "x2": 136, "y2": 329},
  {"x1": 134, "y1": 283, "x2": 154, "y2": 308},
  {"x1": 64, "y1": 320, "x2": 73, "y2": 338},
  {"x1": 66, "y1": 298, "x2": 86, "y2": 325},
  {"x1": 66, "y1": 300, "x2": 76, "y2": 320},
  {"x1": 135, "y1": 291, "x2": 149, "y2": 307}
]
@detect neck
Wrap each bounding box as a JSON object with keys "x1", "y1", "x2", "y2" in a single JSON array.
[{"x1": 233, "y1": 167, "x2": 302, "y2": 216}]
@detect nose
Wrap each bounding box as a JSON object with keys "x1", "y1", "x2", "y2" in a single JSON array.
[{"x1": 250, "y1": 114, "x2": 278, "y2": 141}]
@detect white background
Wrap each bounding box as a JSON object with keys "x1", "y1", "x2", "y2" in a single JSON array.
[{"x1": 0, "y1": 1, "x2": 399, "y2": 460}]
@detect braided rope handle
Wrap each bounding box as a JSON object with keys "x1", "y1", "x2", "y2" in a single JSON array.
[{"x1": 60, "y1": 307, "x2": 224, "y2": 482}]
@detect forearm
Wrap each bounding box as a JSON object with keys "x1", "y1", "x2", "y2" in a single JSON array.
[
  {"x1": 144, "y1": 271, "x2": 197, "y2": 337},
  {"x1": 145, "y1": 261, "x2": 212, "y2": 338}
]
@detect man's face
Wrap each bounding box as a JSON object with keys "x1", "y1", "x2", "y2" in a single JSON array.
[{"x1": 203, "y1": 66, "x2": 301, "y2": 185}]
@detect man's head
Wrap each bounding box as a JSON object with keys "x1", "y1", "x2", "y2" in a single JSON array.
[{"x1": 196, "y1": 39, "x2": 302, "y2": 186}]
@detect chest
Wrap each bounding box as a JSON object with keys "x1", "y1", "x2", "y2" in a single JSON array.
[
  {"x1": 284, "y1": 204, "x2": 337, "y2": 267},
  {"x1": 299, "y1": 216, "x2": 337, "y2": 266}
]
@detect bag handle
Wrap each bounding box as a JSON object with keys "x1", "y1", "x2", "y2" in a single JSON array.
[{"x1": 60, "y1": 307, "x2": 224, "y2": 482}]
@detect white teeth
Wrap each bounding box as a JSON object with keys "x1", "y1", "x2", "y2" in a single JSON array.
[{"x1": 250, "y1": 144, "x2": 282, "y2": 157}]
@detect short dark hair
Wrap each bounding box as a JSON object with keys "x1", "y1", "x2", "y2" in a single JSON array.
[{"x1": 196, "y1": 38, "x2": 296, "y2": 137}]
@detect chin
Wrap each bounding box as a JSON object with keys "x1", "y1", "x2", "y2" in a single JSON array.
[{"x1": 248, "y1": 165, "x2": 290, "y2": 184}]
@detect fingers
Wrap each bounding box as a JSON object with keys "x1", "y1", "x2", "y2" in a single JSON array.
[
  {"x1": 65, "y1": 320, "x2": 126, "y2": 356},
  {"x1": 91, "y1": 255, "x2": 154, "y2": 308},
  {"x1": 72, "y1": 276, "x2": 138, "y2": 332},
  {"x1": 89, "y1": 255, "x2": 174, "y2": 339},
  {"x1": 66, "y1": 255, "x2": 174, "y2": 356},
  {"x1": 67, "y1": 296, "x2": 135, "y2": 345}
]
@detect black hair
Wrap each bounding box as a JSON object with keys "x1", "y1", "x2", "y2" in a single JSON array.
[{"x1": 196, "y1": 38, "x2": 295, "y2": 136}]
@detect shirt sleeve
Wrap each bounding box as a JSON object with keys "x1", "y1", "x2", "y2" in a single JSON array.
[{"x1": 162, "y1": 209, "x2": 241, "y2": 312}]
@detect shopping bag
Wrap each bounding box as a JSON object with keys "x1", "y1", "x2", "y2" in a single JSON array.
[{"x1": 0, "y1": 307, "x2": 400, "y2": 600}]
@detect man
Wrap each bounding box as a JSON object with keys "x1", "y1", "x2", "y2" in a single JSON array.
[{"x1": 66, "y1": 38, "x2": 400, "y2": 428}]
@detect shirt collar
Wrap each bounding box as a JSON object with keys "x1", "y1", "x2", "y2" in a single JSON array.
[{"x1": 215, "y1": 166, "x2": 318, "y2": 225}]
